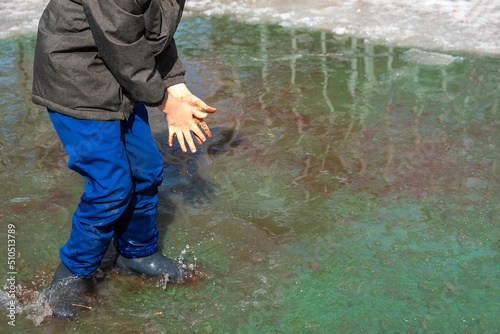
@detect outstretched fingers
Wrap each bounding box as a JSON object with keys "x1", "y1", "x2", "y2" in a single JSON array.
[
  {"x1": 169, "y1": 122, "x2": 207, "y2": 153},
  {"x1": 183, "y1": 128, "x2": 197, "y2": 153},
  {"x1": 194, "y1": 118, "x2": 212, "y2": 138},
  {"x1": 169, "y1": 127, "x2": 187, "y2": 152},
  {"x1": 194, "y1": 134, "x2": 204, "y2": 146},
  {"x1": 187, "y1": 96, "x2": 216, "y2": 113},
  {"x1": 196, "y1": 100, "x2": 216, "y2": 113},
  {"x1": 190, "y1": 120, "x2": 206, "y2": 144}
]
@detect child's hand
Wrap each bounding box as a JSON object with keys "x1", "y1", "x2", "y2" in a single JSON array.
[{"x1": 157, "y1": 85, "x2": 215, "y2": 153}]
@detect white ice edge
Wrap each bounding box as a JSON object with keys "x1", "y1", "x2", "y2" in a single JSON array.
[{"x1": 1, "y1": 0, "x2": 499, "y2": 56}]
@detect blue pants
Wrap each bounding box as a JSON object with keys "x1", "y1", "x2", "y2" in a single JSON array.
[{"x1": 48, "y1": 103, "x2": 164, "y2": 277}]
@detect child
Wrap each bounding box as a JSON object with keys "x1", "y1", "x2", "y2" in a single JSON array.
[{"x1": 32, "y1": 0, "x2": 215, "y2": 318}]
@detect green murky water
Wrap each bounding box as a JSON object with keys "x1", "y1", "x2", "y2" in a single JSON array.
[{"x1": 1, "y1": 17, "x2": 499, "y2": 333}]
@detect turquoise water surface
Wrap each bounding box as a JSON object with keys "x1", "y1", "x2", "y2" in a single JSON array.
[{"x1": 0, "y1": 17, "x2": 499, "y2": 333}]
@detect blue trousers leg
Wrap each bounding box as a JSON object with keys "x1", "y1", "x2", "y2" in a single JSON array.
[
  {"x1": 48, "y1": 103, "x2": 163, "y2": 277},
  {"x1": 113, "y1": 104, "x2": 164, "y2": 259}
]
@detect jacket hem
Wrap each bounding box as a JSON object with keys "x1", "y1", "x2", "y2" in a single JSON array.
[{"x1": 32, "y1": 95, "x2": 127, "y2": 121}]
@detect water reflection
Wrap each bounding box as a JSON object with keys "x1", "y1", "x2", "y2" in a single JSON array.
[
  {"x1": 0, "y1": 17, "x2": 499, "y2": 332},
  {"x1": 188, "y1": 22, "x2": 499, "y2": 200}
]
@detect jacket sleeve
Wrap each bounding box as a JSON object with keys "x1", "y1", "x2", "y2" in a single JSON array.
[
  {"x1": 82, "y1": 0, "x2": 167, "y2": 106},
  {"x1": 156, "y1": 38, "x2": 186, "y2": 88}
]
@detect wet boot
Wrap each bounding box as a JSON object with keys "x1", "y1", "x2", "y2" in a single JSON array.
[
  {"x1": 41, "y1": 263, "x2": 95, "y2": 319},
  {"x1": 114, "y1": 252, "x2": 195, "y2": 284}
]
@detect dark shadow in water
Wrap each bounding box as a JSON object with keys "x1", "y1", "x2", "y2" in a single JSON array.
[
  {"x1": 150, "y1": 125, "x2": 245, "y2": 251},
  {"x1": 152, "y1": 125, "x2": 243, "y2": 203},
  {"x1": 206, "y1": 127, "x2": 244, "y2": 156}
]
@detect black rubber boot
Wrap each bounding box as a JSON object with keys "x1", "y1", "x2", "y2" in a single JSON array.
[
  {"x1": 114, "y1": 252, "x2": 195, "y2": 284},
  {"x1": 41, "y1": 263, "x2": 95, "y2": 319}
]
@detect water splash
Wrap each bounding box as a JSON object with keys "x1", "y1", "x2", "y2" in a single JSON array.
[
  {"x1": 0, "y1": 283, "x2": 51, "y2": 326},
  {"x1": 156, "y1": 245, "x2": 202, "y2": 289}
]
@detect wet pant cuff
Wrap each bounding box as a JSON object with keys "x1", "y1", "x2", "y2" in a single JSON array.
[
  {"x1": 60, "y1": 259, "x2": 98, "y2": 278},
  {"x1": 116, "y1": 244, "x2": 159, "y2": 259}
]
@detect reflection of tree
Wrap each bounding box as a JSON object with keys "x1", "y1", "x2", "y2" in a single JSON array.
[
  {"x1": 244, "y1": 25, "x2": 499, "y2": 197},
  {"x1": 348, "y1": 43, "x2": 500, "y2": 196}
]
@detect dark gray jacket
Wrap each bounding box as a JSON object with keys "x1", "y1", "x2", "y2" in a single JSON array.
[{"x1": 32, "y1": 0, "x2": 186, "y2": 120}]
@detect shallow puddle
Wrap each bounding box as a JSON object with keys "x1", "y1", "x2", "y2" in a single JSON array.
[{"x1": 0, "y1": 17, "x2": 499, "y2": 332}]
